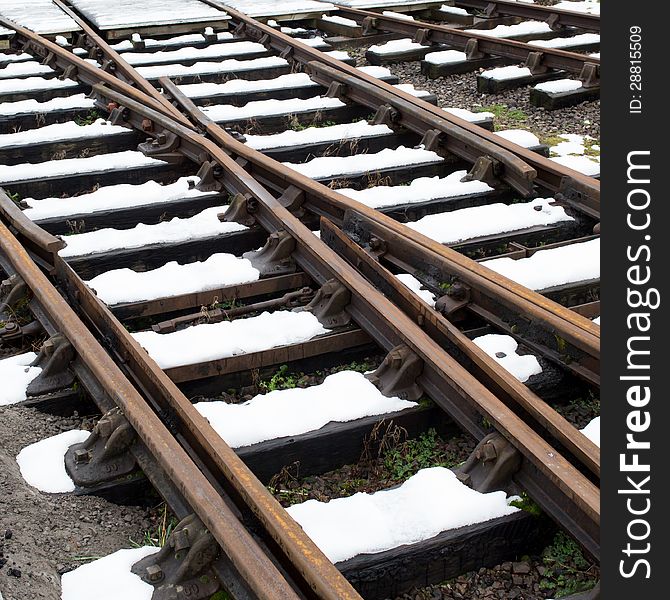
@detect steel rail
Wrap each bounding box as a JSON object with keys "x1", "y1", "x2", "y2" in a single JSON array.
[
  {"x1": 452, "y1": 0, "x2": 600, "y2": 32},
  {"x1": 219, "y1": 3, "x2": 600, "y2": 217},
  {"x1": 3, "y1": 21, "x2": 600, "y2": 555},
  {"x1": 160, "y1": 76, "x2": 599, "y2": 475},
  {"x1": 6, "y1": 11, "x2": 600, "y2": 348},
  {"x1": 0, "y1": 220, "x2": 303, "y2": 600},
  {"x1": 91, "y1": 82, "x2": 600, "y2": 558},
  {"x1": 52, "y1": 0, "x2": 192, "y2": 126},
  {"x1": 334, "y1": 4, "x2": 599, "y2": 74},
  {"x1": 153, "y1": 81, "x2": 601, "y2": 354}
]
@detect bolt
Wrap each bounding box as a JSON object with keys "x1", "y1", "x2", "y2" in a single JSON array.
[
  {"x1": 73, "y1": 449, "x2": 91, "y2": 465},
  {"x1": 146, "y1": 564, "x2": 163, "y2": 583}
]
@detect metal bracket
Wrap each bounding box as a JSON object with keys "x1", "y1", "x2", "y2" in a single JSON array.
[
  {"x1": 413, "y1": 28, "x2": 432, "y2": 46},
  {"x1": 362, "y1": 16, "x2": 379, "y2": 35},
  {"x1": 194, "y1": 161, "x2": 225, "y2": 193},
  {"x1": 278, "y1": 185, "x2": 306, "y2": 216},
  {"x1": 365, "y1": 344, "x2": 424, "y2": 401},
  {"x1": 454, "y1": 432, "x2": 522, "y2": 493},
  {"x1": 232, "y1": 22, "x2": 246, "y2": 38},
  {"x1": 294, "y1": 279, "x2": 351, "y2": 329},
  {"x1": 525, "y1": 51, "x2": 548, "y2": 75},
  {"x1": 465, "y1": 38, "x2": 485, "y2": 60},
  {"x1": 0, "y1": 274, "x2": 27, "y2": 320},
  {"x1": 137, "y1": 131, "x2": 183, "y2": 164},
  {"x1": 461, "y1": 155, "x2": 503, "y2": 188},
  {"x1": 59, "y1": 64, "x2": 78, "y2": 81},
  {"x1": 546, "y1": 13, "x2": 565, "y2": 32},
  {"x1": 279, "y1": 46, "x2": 294, "y2": 60},
  {"x1": 325, "y1": 81, "x2": 348, "y2": 102},
  {"x1": 419, "y1": 129, "x2": 443, "y2": 152},
  {"x1": 40, "y1": 51, "x2": 57, "y2": 68},
  {"x1": 579, "y1": 62, "x2": 600, "y2": 88},
  {"x1": 65, "y1": 407, "x2": 137, "y2": 488},
  {"x1": 108, "y1": 103, "x2": 131, "y2": 125},
  {"x1": 132, "y1": 514, "x2": 221, "y2": 600},
  {"x1": 434, "y1": 281, "x2": 471, "y2": 320},
  {"x1": 371, "y1": 104, "x2": 400, "y2": 128},
  {"x1": 218, "y1": 192, "x2": 257, "y2": 226},
  {"x1": 26, "y1": 334, "x2": 75, "y2": 396},
  {"x1": 484, "y1": 2, "x2": 499, "y2": 17},
  {"x1": 242, "y1": 231, "x2": 297, "y2": 276}
]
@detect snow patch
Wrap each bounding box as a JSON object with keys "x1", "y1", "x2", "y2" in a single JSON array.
[
  {"x1": 480, "y1": 66, "x2": 532, "y2": 81},
  {"x1": 59, "y1": 206, "x2": 246, "y2": 258},
  {"x1": 466, "y1": 21, "x2": 552, "y2": 38},
  {"x1": 0, "y1": 353, "x2": 41, "y2": 406},
  {"x1": 443, "y1": 107, "x2": 494, "y2": 122},
  {"x1": 0, "y1": 93, "x2": 95, "y2": 116},
  {"x1": 196, "y1": 370, "x2": 417, "y2": 448},
  {"x1": 0, "y1": 119, "x2": 126, "y2": 149},
  {"x1": 179, "y1": 73, "x2": 316, "y2": 99},
  {"x1": 283, "y1": 146, "x2": 443, "y2": 179},
  {"x1": 483, "y1": 238, "x2": 600, "y2": 290},
  {"x1": 339, "y1": 171, "x2": 492, "y2": 209},
  {"x1": 132, "y1": 310, "x2": 330, "y2": 369},
  {"x1": 245, "y1": 119, "x2": 392, "y2": 150},
  {"x1": 396, "y1": 274, "x2": 436, "y2": 307},
  {"x1": 61, "y1": 546, "x2": 161, "y2": 600},
  {"x1": 424, "y1": 50, "x2": 467, "y2": 65},
  {"x1": 534, "y1": 79, "x2": 583, "y2": 94},
  {"x1": 551, "y1": 155, "x2": 600, "y2": 177},
  {"x1": 405, "y1": 198, "x2": 572, "y2": 245},
  {"x1": 0, "y1": 76, "x2": 78, "y2": 95},
  {"x1": 136, "y1": 56, "x2": 288, "y2": 79},
  {"x1": 494, "y1": 129, "x2": 540, "y2": 147},
  {"x1": 0, "y1": 151, "x2": 165, "y2": 185},
  {"x1": 286, "y1": 467, "x2": 519, "y2": 563},
  {"x1": 87, "y1": 254, "x2": 260, "y2": 305},
  {"x1": 369, "y1": 38, "x2": 425, "y2": 55},
  {"x1": 203, "y1": 95, "x2": 344, "y2": 122},
  {"x1": 528, "y1": 33, "x2": 600, "y2": 49},
  {"x1": 24, "y1": 177, "x2": 205, "y2": 221},
  {"x1": 581, "y1": 416, "x2": 600, "y2": 447},
  {"x1": 473, "y1": 334, "x2": 542, "y2": 383},
  {"x1": 16, "y1": 430, "x2": 90, "y2": 493},
  {"x1": 121, "y1": 41, "x2": 266, "y2": 66},
  {"x1": 321, "y1": 15, "x2": 358, "y2": 27}
]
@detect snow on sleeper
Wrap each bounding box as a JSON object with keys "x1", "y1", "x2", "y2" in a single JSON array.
[
  {"x1": 286, "y1": 467, "x2": 519, "y2": 563},
  {"x1": 58, "y1": 206, "x2": 246, "y2": 258},
  {"x1": 23, "y1": 177, "x2": 207, "y2": 221},
  {"x1": 405, "y1": 198, "x2": 572, "y2": 245},
  {"x1": 132, "y1": 310, "x2": 330, "y2": 369},
  {"x1": 339, "y1": 171, "x2": 492, "y2": 209},
  {"x1": 87, "y1": 253, "x2": 260, "y2": 305},
  {"x1": 283, "y1": 146, "x2": 443, "y2": 179},
  {"x1": 482, "y1": 238, "x2": 600, "y2": 291},
  {"x1": 195, "y1": 370, "x2": 417, "y2": 448}
]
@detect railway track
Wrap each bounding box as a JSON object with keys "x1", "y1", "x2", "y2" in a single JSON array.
[{"x1": 0, "y1": 1, "x2": 600, "y2": 599}]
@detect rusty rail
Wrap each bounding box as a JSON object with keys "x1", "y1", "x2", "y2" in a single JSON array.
[
  {"x1": 221, "y1": 3, "x2": 600, "y2": 218},
  {"x1": 0, "y1": 220, "x2": 305, "y2": 600},
  {"x1": 2, "y1": 13, "x2": 601, "y2": 562},
  {"x1": 452, "y1": 0, "x2": 600, "y2": 32}
]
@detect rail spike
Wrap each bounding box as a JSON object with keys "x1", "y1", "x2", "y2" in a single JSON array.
[
  {"x1": 365, "y1": 344, "x2": 424, "y2": 401},
  {"x1": 455, "y1": 432, "x2": 522, "y2": 493},
  {"x1": 64, "y1": 407, "x2": 137, "y2": 488},
  {"x1": 131, "y1": 514, "x2": 221, "y2": 600}
]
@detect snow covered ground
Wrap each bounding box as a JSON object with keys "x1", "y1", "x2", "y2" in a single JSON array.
[
  {"x1": 0, "y1": 353, "x2": 41, "y2": 406},
  {"x1": 473, "y1": 334, "x2": 542, "y2": 383}
]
